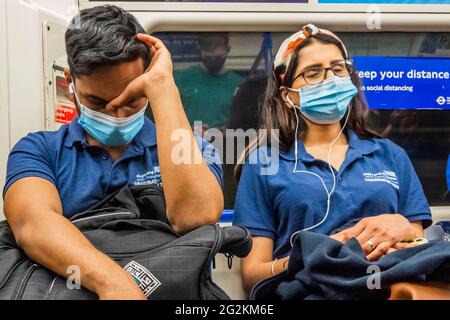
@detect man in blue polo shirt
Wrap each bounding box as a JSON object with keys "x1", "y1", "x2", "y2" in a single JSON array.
[{"x1": 3, "y1": 5, "x2": 223, "y2": 300}]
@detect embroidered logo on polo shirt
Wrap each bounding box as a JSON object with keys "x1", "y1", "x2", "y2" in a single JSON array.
[
  {"x1": 363, "y1": 170, "x2": 399, "y2": 190},
  {"x1": 134, "y1": 166, "x2": 162, "y2": 187}
]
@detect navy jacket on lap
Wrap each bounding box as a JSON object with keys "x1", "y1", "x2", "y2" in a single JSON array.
[{"x1": 251, "y1": 231, "x2": 450, "y2": 300}]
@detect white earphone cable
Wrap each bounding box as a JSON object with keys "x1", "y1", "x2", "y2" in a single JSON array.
[{"x1": 289, "y1": 100, "x2": 352, "y2": 247}]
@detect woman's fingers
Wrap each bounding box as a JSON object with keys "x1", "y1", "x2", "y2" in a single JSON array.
[
  {"x1": 340, "y1": 222, "x2": 366, "y2": 240},
  {"x1": 393, "y1": 242, "x2": 418, "y2": 250},
  {"x1": 367, "y1": 241, "x2": 420, "y2": 261},
  {"x1": 367, "y1": 241, "x2": 391, "y2": 261},
  {"x1": 361, "y1": 237, "x2": 378, "y2": 255},
  {"x1": 386, "y1": 247, "x2": 397, "y2": 255},
  {"x1": 372, "y1": 242, "x2": 418, "y2": 260},
  {"x1": 330, "y1": 233, "x2": 345, "y2": 243},
  {"x1": 355, "y1": 228, "x2": 375, "y2": 250},
  {"x1": 330, "y1": 222, "x2": 367, "y2": 244},
  {"x1": 366, "y1": 239, "x2": 420, "y2": 261}
]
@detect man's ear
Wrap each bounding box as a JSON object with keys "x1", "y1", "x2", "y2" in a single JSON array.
[
  {"x1": 64, "y1": 68, "x2": 73, "y2": 86},
  {"x1": 64, "y1": 68, "x2": 80, "y2": 114}
]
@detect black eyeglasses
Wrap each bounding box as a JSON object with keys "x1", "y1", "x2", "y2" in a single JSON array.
[{"x1": 292, "y1": 59, "x2": 354, "y2": 85}]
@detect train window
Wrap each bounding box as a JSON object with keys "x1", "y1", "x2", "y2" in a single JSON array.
[
  {"x1": 155, "y1": 31, "x2": 450, "y2": 209},
  {"x1": 341, "y1": 32, "x2": 450, "y2": 207}
]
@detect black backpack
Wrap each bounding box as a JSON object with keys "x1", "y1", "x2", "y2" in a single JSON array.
[{"x1": 0, "y1": 185, "x2": 252, "y2": 300}]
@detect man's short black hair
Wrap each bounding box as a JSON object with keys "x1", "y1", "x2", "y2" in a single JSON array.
[{"x1": 66, "y1": 5, "x2": 151, "y2": 78}]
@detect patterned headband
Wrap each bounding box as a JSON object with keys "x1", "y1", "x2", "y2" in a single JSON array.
[{"x1": 273, "y1": 24, "x2": 348, "y2": 85}]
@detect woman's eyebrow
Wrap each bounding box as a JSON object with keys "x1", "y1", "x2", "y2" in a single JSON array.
[
  {"x1": 330, "y1": 59, "x2": 346, "y2": 64},
  {"x1": 301, "y1": 59, "x2": 346, "y2": 70},
  {"x1": 301, "y1": 63, "x2": 323, "y2": 70}
]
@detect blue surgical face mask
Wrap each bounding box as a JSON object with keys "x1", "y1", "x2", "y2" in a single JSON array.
[
  {"x1": 70, "y1": 83, "x2": 147, "y2": 147},
  {"x1": 286, "y1": 75, "x2": 358, "y2": 124}
]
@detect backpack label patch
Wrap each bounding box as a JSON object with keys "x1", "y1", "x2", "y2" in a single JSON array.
[{"x1": 124, "y1": 261, "x2": 161, "y2": 298}]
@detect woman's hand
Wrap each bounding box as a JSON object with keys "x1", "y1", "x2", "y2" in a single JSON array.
[
  {"x1": 330, "y1": 214, "x2": 421, "y2": 261},
  {"x1": 383, "y1": 241, "x2": 419, "y2": 256},
  {"x1": 107, "y1": 33, "x2": 174, "y2": 110}
]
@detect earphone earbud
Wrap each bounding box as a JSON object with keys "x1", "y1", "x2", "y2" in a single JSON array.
[{"x1": 286, "y1": 94, "x2": 299, "y2": 110}]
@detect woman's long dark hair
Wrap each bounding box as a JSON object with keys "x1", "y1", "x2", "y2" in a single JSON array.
[{"x1": 234, "y1": 33, "x2": 380, "y2": 180}]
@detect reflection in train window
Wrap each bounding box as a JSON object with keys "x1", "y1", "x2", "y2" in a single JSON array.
[{"x1": 155, "y1": 31, "x2": 450, "y2": 209}]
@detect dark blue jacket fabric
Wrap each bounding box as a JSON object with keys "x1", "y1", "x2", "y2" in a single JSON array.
[{"x1": 251, "y1": 231, "x2": 450, "y2": 300}]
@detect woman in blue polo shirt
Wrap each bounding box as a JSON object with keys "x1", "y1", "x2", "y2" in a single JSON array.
[{"x1": 233, "y1": 24, "x2": 432, "y2": 293}]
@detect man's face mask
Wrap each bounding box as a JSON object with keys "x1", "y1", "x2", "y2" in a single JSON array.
[
  {"x1": 286, "y1": 75, "x2": 358, "y2": 124},
  {"x1": 201, "y1": 53, "x2": 227, "y2": 74},
  {"x1": 70, "y1": 83, "x2": 147, "y2": 147}
]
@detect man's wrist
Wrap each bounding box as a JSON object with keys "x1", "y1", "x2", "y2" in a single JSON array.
[
  {"x1": 144, "y1": 76, "x2": 177, "y2": 100},
  {"x1": 86, "y1": 262, "x2": 130, "y2": 295}
]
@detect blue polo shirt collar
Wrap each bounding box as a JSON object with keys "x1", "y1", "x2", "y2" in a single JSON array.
[
  {"x1": 64, "y1": 116, "x2": 157, "y2": 148},
  {"x1": 279, "y1": 130, "x2": 380, "y2": 162}
]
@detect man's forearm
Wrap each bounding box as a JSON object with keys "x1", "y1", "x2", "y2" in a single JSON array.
[
  {"x1": 16, "y1": 212, "x2": 132, "y2": 296},
  {"x1": 145, "y1": 78, "x2": 223, "y2": 232}
]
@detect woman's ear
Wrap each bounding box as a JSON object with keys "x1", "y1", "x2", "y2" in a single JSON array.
[{"x1": 279, "y1": 86, "x2": 294, "y2": 110}]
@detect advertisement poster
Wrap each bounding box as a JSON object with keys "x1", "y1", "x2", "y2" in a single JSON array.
[{"x1": 353, "y1": 56, "x2": 450, "y2": 110}]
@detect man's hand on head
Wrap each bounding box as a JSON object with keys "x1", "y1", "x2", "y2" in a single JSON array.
[{"x1": 106, "y1": 34, "x2": 175, "y2": 111}]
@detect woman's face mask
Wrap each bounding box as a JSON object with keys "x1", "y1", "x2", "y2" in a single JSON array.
[
  {"x1": 285, "y1": 75, "x2": 358, "y2": 124},
  {"x1": 70, "y1": 83, "x2": 147, "y2": 147}
]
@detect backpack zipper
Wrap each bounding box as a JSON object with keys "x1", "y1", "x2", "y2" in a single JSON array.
[
  {"x1": 200, "y1": 224, "x2": 224, "y2": 300},
  {"x1": 106, "y1": 224, "x2": 214, "y2": 260},
  {"x1": 0, "y1": 245, "x2": 16, "y2": 250},
  {"x1": 13, "y1": 263, "x2": 39, "y2": 300},
  {"x1": 0, "y1": 259, "x2": 28, "y2": 291},
  {"x1": 71, "y1": 211, "x2": 132, "y2": 224},
  {"x1": 107, "y1": 242, "x2": 203, "y2": 260}
]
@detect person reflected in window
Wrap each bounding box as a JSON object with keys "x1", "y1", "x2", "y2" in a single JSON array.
[
  {"x1": 175, "y1": 33, "x2": 244, "y2": 131},
  {"x1": 229, "y1": 73, "x2": 267, "y2": 131}
]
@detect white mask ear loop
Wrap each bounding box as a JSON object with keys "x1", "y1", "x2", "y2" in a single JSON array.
[
  {"x1": 285, "y1": 94, "x2": 301, "y2": 172},
  {"x1": 289, "y1": 102, "x2": 352, "y2": 248},
  {"x1": 70, "y1": 83, "x2": 80, "y2": 105}
]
